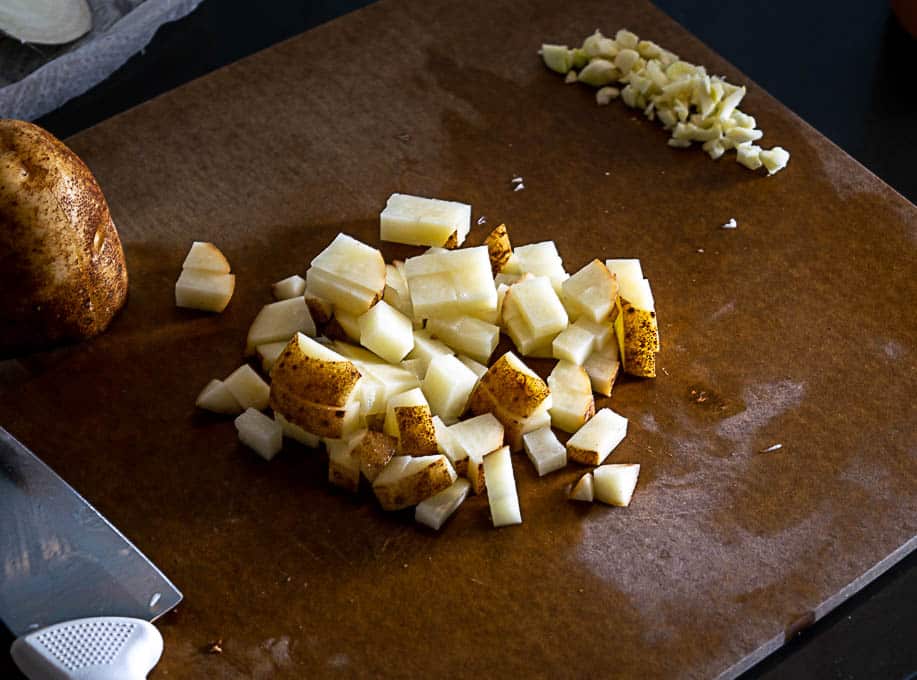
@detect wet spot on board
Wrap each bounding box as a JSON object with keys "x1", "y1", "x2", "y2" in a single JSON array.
[
  {"x1": 685, "y1": 383, "x2": 744, "y2": 421},
  {"x1": 883, "y1": 340, "x2": 904, "y2": 360}
]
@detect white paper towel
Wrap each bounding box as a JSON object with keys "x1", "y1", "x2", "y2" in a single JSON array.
[{"x1": 0, "y1": 0, "x2": 204, "y2": 121}]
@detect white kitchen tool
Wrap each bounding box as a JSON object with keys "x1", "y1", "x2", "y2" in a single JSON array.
[{"x1": 0, "y1": 428, "x2": 182, "y2": 680}]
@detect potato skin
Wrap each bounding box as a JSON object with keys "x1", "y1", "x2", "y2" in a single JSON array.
[{"x1": 0, "y1": 119, "x2": 128, "y2": 356}]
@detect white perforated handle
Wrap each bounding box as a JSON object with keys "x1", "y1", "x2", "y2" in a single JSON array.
[{"x1": 10, "y1": 617, "x2": 163, "y2": 680}]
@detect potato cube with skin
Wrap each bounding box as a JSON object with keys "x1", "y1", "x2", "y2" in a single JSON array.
[
  {"x1": 358, "y1": 300, "x2": 414, "y2": 363},
  {"x1": 235, "y1": 408, "x2": 282, "y2": 461},
  {"x1": 484, "y1": 224, "x2": 513, "y2": 275},
  {"x1": 175, "y1": 269, "x2": 235, "y2": 313},
  {"x1": 567, "y1": 408, "x2": 628, "y2": 466},
  {"x1": 272, "y1": 274, "x2": 306, "y2": 300},
  {"x1": 327, "y1": 431, "x2": 365, "y2": 492},
  {"x1": 552, "y1": 323, "x2": 596, "y2": 365},
  {"x1": 415, "y1": 478, "x2": 471, "y2": 530},
  {"x1": 257, "y1": 341, "x2": 288, "y2": 373},
  {"x1": 275, "y1": 412, "x2": 321, "y2": 448},
  {"x1": 569, "y1": 472, "x2": 594, "y2": 502},
  {"x1": 372, "y1": 454, "x2": 458, "y2": 511},
  {"x1": 383, "y1": 387, "x2": 428, "y2": 436},
  {"x1": 196, "y1": 379, "x2": 242, "y2": 415},
  {"x1": 562, "y1": 259, "x2": 618, "y2": 322},
  {"x1": 182, "y1": 241, "x2": 230, "y2": 273},
  {"x1": 380, "y1": 193, "x2": 471, "y2": 248},
  {"x1": 394, "y1": 405, "x2": 439, "y2": 455},
  {"x1": 304, "y1": 293, "x2": 333, "y2": 326},
  {"x1": 593, "y1": 464, "x2": 640, "y2": 506},
  {"x1": 246, "y1": 297, "x2": 315, "y2": 355},
  {"x1": 269, "y1": 334, "x2": 364, "y2": 438},
  {"x1": 353, "y1": 430, "x2": 397, "y2": 482},
  {"x1": 223, "y1": 364, "x2": 270, "y2": 410},
  {"x1": 422, "y1": 354, "x2": 478, "y2": 420},
  {"x1": 306, "y1": 234, "x2": 386, "y2": 314},
  {"x1": 583, "y1": 343, "x2": 621, "y2": 396},
  {"x1": 522, "y1": 427, "x2": 567, "y2": 476},
  {"x1": 469, "y1": 352, "x2": 550, "y2": 420},
  {"x1": 466, "y1": 455, "x2": 486, "y2": 495},
  {"x1": 426, "y1": 316, "x2": 500, "y2": 365},
  {"x1": 483, "y1": 446, "x2": 521, "y2": 527}
]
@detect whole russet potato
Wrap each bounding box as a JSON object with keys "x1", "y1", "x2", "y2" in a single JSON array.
[{"x1": 0, "y1": 119, "x2": 128, "y2": 356}]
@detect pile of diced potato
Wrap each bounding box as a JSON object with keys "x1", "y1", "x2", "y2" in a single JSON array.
[
  {"x1": 188, "y1": 193, "x2": 660, "y2": 530},
  {"x1": 540, "y1": 27, "x2": 790, "y2": 175}
]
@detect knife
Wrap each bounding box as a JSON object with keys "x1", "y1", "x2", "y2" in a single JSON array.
[{"x1": 0, "y1": 427, "x2": 182, "y2": 679}]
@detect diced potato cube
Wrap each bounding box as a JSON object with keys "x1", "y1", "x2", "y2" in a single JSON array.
[
  {"x1": 512, "y1": 242, "x2": 568, "y2": 293},
  {"x1": 272, "y1": 274, "x2": 306, "y2": 300},
  {"x1": 235, "y1": 408, "x2": 282, "y2": 461},
  {"x1": 327, "y1": 431, "x2": 365, "y2": 492},
  {"x1": 307, "y1": 233, "x2": 385, "y2": 314},
  {"x1": 223, "y1": 364, "x2": 270, "y2": 411},
  {"x1": 593, "y1": 463, "x2": 640, "y2": 506},
  {"x1": 583, "y1": 343, "x2": 621, "y2": 396},
  {"x1": 195, "y1": 379, "x2": 242, "y2": 415},
  {"x1": 569, "y1": 472, "x2": 594, "y2": 502},
  {"x1": 552, "y1": 324, "x2": 596, "y2": 365},
  {"x1": 257, "y1": 341, "x2": 287, "y2": 373},
  {"x1": 483, "y1": 446, "x2": 521, "y2": 527},
  {"x1": 448, "y1": 413, "x2": 505, "y2": 463},
  {"x1": 504, "y1": 276, "x2": 568, "y2": 338},
  {"x1": 573, "y1": 316, "x2": 616, "y2": 350},
  {"x1": 358, "y1": 300, "x2": 414, "y2": 363},
  {"x1": 457, "y1": 355, "x2": 487, "y2": 379},
  {"x1": 426, "y1": 316, "x2": 500, "y2": 364},
  {"x1": 246, "y1": 297, "x2": 315, "y2": 355},
  {"x1": 432, "y1": 415, "x2": 464, "y2": 473},
  {"x1": 548, "y1": 363, "x2": 595, "y2": 432},
  {"x1": 182, "y1": 241, "x2": 230, "y2": 273},
  {"x1": 400, "y1": 358, "x2": 425, "y2": 380},
  {"x1": 562, "y1": 259, "x2": 618, "y2": 322},
  {"x1": 407, "y1": 329, "x2": 454, "y2": 374},
  {"x1": 383, "y1": 387, "x2": 428, "y2": 436},
  {"x1": 567, "y1": 408, "x2": 628, "y2": 466},
  {"x1": 332, "y1": 309, "x2": 362, "y2": 342},
  {"x1": 415, "y1": 478, "x2": 471, "y2": 530},
  {"x1": 175, "y1": 269, "x2": 235, "y2": 312},
  {"x1": 522, "y1": 427, "x2": 567, "y2": 476},
  {"x1": 380, "y1": 193, "x2": 471, "y2": 248},
  {"x1": 404, "y1": 247, "x2": 497, "y2": 320},
  {"x1": 422, "y1": 354, "x2": 478, "y2": 420},
  {"x1": 275, "y1": 412, "x2": 321, "y2": 447}
]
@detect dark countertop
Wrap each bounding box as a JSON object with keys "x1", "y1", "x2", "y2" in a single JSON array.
[{"x1": 29, "y1": 1, "x2": 917, "y2": 678}]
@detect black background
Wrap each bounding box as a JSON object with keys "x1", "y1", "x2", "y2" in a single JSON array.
[{"x1": 23, "y1": 1, "x2": 917, "y2": 678}]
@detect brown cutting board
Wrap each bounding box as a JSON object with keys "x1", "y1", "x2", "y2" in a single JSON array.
[{"x1": 2, "y1": 0, "x2": 915, "y2": 677}]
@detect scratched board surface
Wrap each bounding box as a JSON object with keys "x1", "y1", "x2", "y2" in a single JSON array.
[{"x1": 1, "y1": 0, "x2": 915, "y2": 677}]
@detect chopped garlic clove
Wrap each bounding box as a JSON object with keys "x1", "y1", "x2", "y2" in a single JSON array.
[
  {"x1": 564, "y1": 70, "x2": 578, "y2": 84},
  {"x1": 759, "y1": 146, "x2": 790, "y2": 175},
  {"x1": 615, "y1": 28, "x2": 639, "y2": 49},
  {"x1": 736, "y1": 143, "x2": 764, "y2": 170},
  {"x1": 637, "y1": 40, "x2": 662, "y2": 59},
  {"x1": 725, "y1": 126, "x2": 764, "y2": 144},
  {"x1": 596, "y1": 86, "x2": 620, "y2": 105},
  {"x1": 540, "y1": 44, "x2": 574, "y2": 74},
  {"x1": 578, "y1": 58, "x2": 619, "y2": 86},
  {"x1": 667, "y1": 137, "x2": 692, "y2": 148},
  {"x1": 614, "y1": 48, "x2": 640, "y2": 73}
]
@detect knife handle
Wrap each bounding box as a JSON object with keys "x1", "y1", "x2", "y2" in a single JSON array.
[{"x1": 10, "y1": 617, "x2": 162, "y2": 680}]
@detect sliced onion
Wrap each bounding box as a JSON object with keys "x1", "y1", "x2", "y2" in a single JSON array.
[{"x1": 0, "y1": 0, "x2": 91, "y2": 45}]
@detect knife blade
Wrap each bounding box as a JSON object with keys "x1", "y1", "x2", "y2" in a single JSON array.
[{"x1": 0, "y1": 426, "x2": 181, "y2": 678}]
